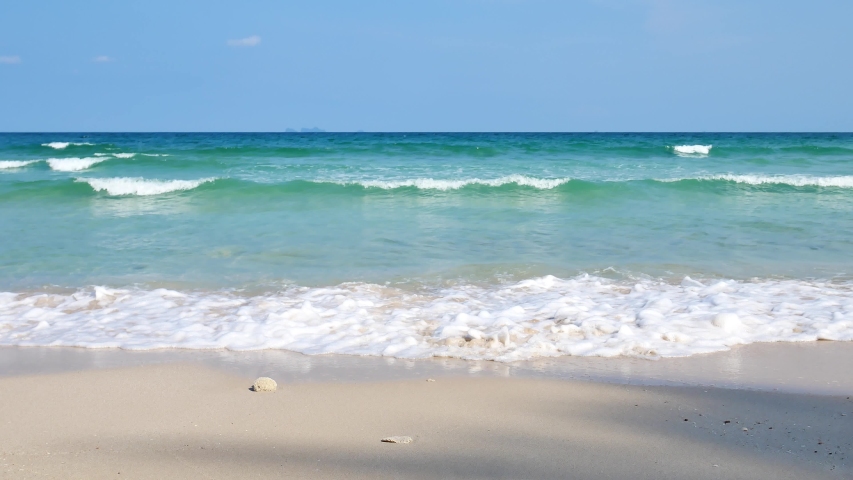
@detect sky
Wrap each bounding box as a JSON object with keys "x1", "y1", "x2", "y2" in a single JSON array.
[{"x1": 1, "y1": 0, "x2": 851, "y2": 132}]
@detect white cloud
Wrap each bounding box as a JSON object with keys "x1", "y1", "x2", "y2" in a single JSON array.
[
  {"x1": 227, "y1": 35, "x2": 261, "y2": 47},
  {"x1": 0, "y1": 56, "x2": 21, "y2": 64},
  {"x1": 92, "y1": 55, "x2": 114, "y2": 63}
]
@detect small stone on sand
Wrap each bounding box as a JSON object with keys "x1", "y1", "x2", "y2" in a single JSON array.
[
  {"x1": 426, "y1": 378, "x2": 436, "y2": 382},
  {"x1": 252, "y1": 377, "x2": 277, "y2": 392},
  {"x1": 381, "y1": 436, "x2": 413, "y2": 444}
]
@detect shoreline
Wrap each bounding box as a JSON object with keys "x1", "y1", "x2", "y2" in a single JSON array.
[
  {"x1": 3, "y1": 319, "x2": 852, "y2": 478},
  {"x1": 2, "y1": 340, "x2": 852, "y2": 395},
  {"x1": 5, "y1": 274, "x2": 853, "y2": 362}
]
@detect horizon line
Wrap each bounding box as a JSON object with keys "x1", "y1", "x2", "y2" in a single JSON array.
[{"x1": 1, "y1": 131, "x2": 852, "y2": 135}]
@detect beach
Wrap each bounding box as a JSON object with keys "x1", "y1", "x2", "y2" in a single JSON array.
[
  {"x1": 1, "y1": 344, "x2": 851, "y2": 479},
  {"x1": 3, "y1": 133, "x2": 853, "y2": 477},
  {"x1": 4, "y1": 0, "x2": 853, "y2": 472}
]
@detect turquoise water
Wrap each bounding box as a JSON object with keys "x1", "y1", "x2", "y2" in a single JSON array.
[
  {"x1": 2, "y1": 133, "x2": 852, "y2": 290},
  {"x1": 2, "y1": 133, "x2": 853, "y2": 359}
]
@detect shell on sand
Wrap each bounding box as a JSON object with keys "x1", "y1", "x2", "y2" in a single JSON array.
[
  {"x1": 252, "y1": 377, "x2": 277, "y2": 392},
  {"x1": 381, "y1": 436, "x2": 413, "y2": 444}
]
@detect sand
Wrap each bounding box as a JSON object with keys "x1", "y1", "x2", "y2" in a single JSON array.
[
  {"x1": 3, "y1": 341, "x2": 853, "y2": 394},
  {"x1": 1, "y1": 361, "x2": 851, "y2": 479}
]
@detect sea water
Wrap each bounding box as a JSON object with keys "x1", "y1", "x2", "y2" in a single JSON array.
[{"x1": 1, "y1": 133, "x2": 852, "y2": 360}]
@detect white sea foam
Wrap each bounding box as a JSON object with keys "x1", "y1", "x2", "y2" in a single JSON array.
[
  {"x1": 46, "y1": 157, "x2": 108, "y2": 172},
  {"x1": 1, "y1": 275, "x2": 851, "y2": 360},
  {"x1": 0, "y1": 160, "x2": 40, "y2": 169},
  {"x1": 704, "y1": 174, "x2": 853, "y2": 188},
  {"x1": 42, "y1": 142, "x2": 94, "y2": 149},
  {"x1": 79, "y1": 177, "x2": 216, "y2": 196},
  {"x1": 330, "y1": 175, "x2": 572, "y2": 190},
  {"x1": 97, "y1": 152, "x2": 168, "y2": 157},
  {"x1": 673, "y1": 145, "x2": 712, "y2": 156}
]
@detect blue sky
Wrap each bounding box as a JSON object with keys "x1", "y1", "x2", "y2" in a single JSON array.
[{"x1": 1, "y1": 1, "x2": 851, "y2": 132}]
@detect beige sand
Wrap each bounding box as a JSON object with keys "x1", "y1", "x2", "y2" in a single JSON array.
[
  {"x1": 1, "y1": 363, "x2": 850, "y2": 479},
  {"x1": 4, "y1": 342, "x2": 853, "y2": 395}
]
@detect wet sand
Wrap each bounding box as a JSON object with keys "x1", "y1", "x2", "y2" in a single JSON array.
[
  {"x1": 1, "y1": 344, "x2": 852, "y2": 478},
  {"x1": 3, "y1": 341, "x2": 853, "y2": 394}
]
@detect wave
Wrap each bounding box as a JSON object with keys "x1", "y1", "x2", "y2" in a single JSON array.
[
  {"x1": 95, "y1": 152, "x2": 148, "y2": 158},
  {"x1": 318, "y1": 174, "x2": 853, "y2": 191},
  {"x1": 42, "y1": 142, "x2": 94, "y2": 149},
  {"x1": 17, "y1": 134, "x2": 852, "y2": 160},
  {"x1": 5, "y1": 173, "x2": 853, "y2": 203},
  {"x1": 0, "y1": 160, "x2": 40, "y2": 169},
  {"x1": 46, "y1": 157, "x2": 108, "y2": 172},
  {"x1": 326, "y1": 175, "x2": 573, "y2": 190},
  {"x1": 695, "y1": 174, "x2": 853, "y2": 188},
  {"x1": 672, "y1": 145, "x2": 712, "y2": 156},
  {"x1": 1, "y1": 275, "x2": 851, "y2": 360},
  {"x1": 78, "y1": 177, "x2": 218, "y2": 196},
  {"x1": 0, "y1": 177, "x2": 586, "y2": 203}
]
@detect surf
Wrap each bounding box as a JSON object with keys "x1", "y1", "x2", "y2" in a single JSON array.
[
  {"x1": 78, "y1": 177, "x2": 218, "y2": 196},
  {"x1": 1, "y1": 274, "x2": 851, "y2": 361}
]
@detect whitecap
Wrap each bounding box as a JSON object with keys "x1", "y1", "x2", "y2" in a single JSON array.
[
  {"x1": 1, "y1": 275, "x2": 850, "y2": 361},
  {"x1": 42, "y1": 142, "x2": 94, "y2": 149},
  {"x1": 327, "y1": 174, "x2": 572, "y2": 191},
  {"x1": 704, "y1": 174, "x2": 853, "y2": 188},
  {"x1": 673, "y1": 145, "x2": 712, "y2": 156},
  {"x1": 78, "y1": 177, "x2": 217, "y2": 196},
  {"x1": 46, "y1": 157, "x2": 108, "y2": 172},
  {"x1": 0, "y1": 160, "x2": 40, "y2": 169},
  {"x1": 112, "y1": 153, "x2": 136, "y2": 159}
]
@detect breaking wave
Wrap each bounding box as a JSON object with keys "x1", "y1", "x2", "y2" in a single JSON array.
[
  {"x1": 696, "y1": 174, "x2": 853, "y2": 188},
  {"x1": 78, "y1": 177, "x2": 218, "y2": 196},
  {"x1": 41, "y1": 142, "x2": 94, "y2": 149},
  {"x1": 326, "y1": 175, "x2": 573, "y2": 190},
  {"x1": 0, "y1": 160, "x2": 40, "y2": 169},
  {"x1": 46, "y1": 157, "x2": 108, "y2": 172},
  {"x1": 673, "y1": 145, "x2": 712, "y2": 156}
]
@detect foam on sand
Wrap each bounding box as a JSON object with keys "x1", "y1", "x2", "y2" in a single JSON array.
[
  {"x1": 673, "y1": 145, "x2": 712, "y2": 156},
  {"x1": 0, "y1": 160, "x2": 40, "y2": 169},
  {"x1": 1, "y1": 275, "x2": 851, "y2": 361},
  {"x1": 46, "y1": 157, "x2": 108, "y2": 172},
  {"x1": 42, "y1": 142, "x2": 94, "y2": 149},
  {"x1": 78, "y1": 177, "x2": 217, "y2": 196},
  {"x1": 331, "y1": 175, "x2": 572, "y2": 190}
]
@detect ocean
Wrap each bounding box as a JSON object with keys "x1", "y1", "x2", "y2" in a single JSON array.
[{"x1": 1, "y1": 132, "x2": 852, "y2": 360}]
